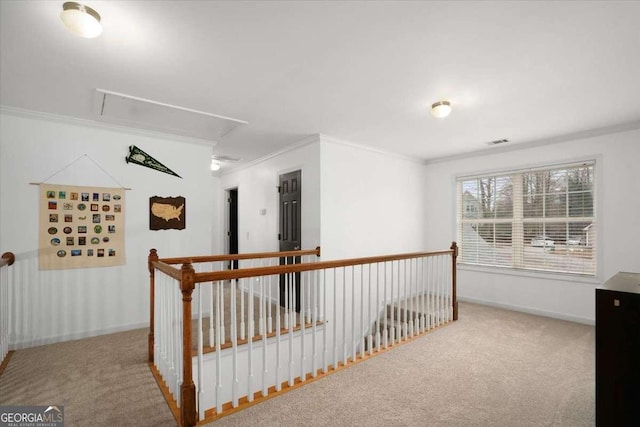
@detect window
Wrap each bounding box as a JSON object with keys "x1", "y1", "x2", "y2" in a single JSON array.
[{"x1": 456, "y1": 161, "x2": 596, "y2": 276}]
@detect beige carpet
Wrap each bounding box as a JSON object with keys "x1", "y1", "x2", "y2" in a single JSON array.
[{"x1": 0, "y1": 302, "x2": 595, "y2": 426}]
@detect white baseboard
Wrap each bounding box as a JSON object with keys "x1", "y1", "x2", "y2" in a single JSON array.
[
  {"x1": 10, "y1": 321, "x2": 149, "y2": 351},
  {"x1": 457, "y1": 296, "x2": 595, "y2": 325}
]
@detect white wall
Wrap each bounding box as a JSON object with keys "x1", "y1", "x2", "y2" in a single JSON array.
[
  {"x1": 423, "y1": 128, "x2": 640, "y2": 324},
  {"x1": 219, "y1": 137, "x2": 321, "y2": 255},
  {"x1": 0, "y1": 110, "x2": 216, "y2": 346},
  {"x1": 320, "y1": 137, "x2": 427, "y2": 260}
]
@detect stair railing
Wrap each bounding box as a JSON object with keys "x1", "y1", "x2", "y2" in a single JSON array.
[
  {"x1": 148, "y1": 242, "x2": 458, "y2": 427},
  {"x1": 1, "y1": 251, "x2": 16, "y2": 372}
]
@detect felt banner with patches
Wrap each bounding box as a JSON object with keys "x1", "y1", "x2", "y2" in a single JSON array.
[{"x1": 39, "y1": 184, "x2": 125, "y2": 270}]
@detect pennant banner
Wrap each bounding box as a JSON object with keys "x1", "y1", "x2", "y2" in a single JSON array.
[{"x1": 125, "y1": 145, "x2": 181, "y2": 178}]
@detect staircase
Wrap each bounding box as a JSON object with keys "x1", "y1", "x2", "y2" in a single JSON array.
[{"x1": 366, "y1": 294, "x2": 448, "y2": 351}]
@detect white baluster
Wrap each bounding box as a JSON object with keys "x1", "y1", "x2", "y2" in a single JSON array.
[
  {"x1": 267, "y1": 259, "x2": 273, "y2": 334},
  {"x1": 208, "y1": 277, "x2": 214, "y2": 348},
  {"x1": 300, "y1": 269, "x2": 306, "y2": 383},
  {"x1": 240, "y1": 275, "x2": 246, "y2": 341},
  {"x1": 419, "y1": 257, "x2": 425, "y2": 333},
  {"x1": 312, "y1": 269, "x2": 318, "y2": 378},
  {"x1": 168, "y1": 276, "x2": 177, "y2": 399},
  {"x1": 306, "y1": 258, "x2": 312, "y2": 324},
  {"x1": 375, "y1": 263, "x2": 381, "y2": 353},
  {"x1": 446, "y1": 254, "x2": 453, "y2": 321},
  {"x1": 215, "y1": 281, "x2": 223, "y2": 415},
  {"x1": 262, "y1": 274, "x2": 270, "y2": 398},
  {"x1": 360, "y1": 264, "x2": 365, "y2": 359},
  {"x1": 333, "y1": 268, "x2": 344, "y2": 369},
  {"x1": 231, "y1": 277, "x2": 238, "y2": 407},
  {"x1": 259, "y1": 260, "x2": 265, "y2": 336},
  {"x1": 1, "y1": 264, "x2": 6, "y2": 362},
  {"x1": 368, "y1": 263, "x2": 373, "y2": 356},
  {"x1": 403, "y1": 259, "x2": 408, "y2": 340},
  {"x1": 284, "y1": 257, "x2": 289, "y2": 330},
  {"x1": 343, "y1": 268, "x2": 348, "y2": 366},
  {"x1": 391, "y1": 261, "x2": 396, "y2": 345},
  {"x1": 275, "y1": 271, "x2": 282, "y2": 392},
  {"x1": 175, "y1": 282, "x2": 183, "y2": 404},
  {"x1": 248, "y1": 277, "x2": 254, "y2": 402},
  {"x1": 383, "y1": 262, "x2": 388, "y2": 349},
  {"x1": 351, "y1": 266, "x2": 356, "y2": 362},
  {"x1": 416, "y1": 258, "x2": 421, "y2": 333},
  {"x1": 292, "y1": 270, "x2": 297, "y2": 328},
  {"x1": 428, "y1": 257, "x2": 434, "y2": 329},
  {"x1": 197, "y1": 284, "x2": 205, "y2": 420},
  {"x1": 219, "y1": 264, "x2": 225, "y2": 344},
  {"x1": 438, "y1": 255, "x2": 443, "y2": 325},
  {"x1": 288, "y1": 270, "x2": 295, "y2": 386},
  {"x1": 322, "y1": 269, "x2": 329, "y2": 374}
]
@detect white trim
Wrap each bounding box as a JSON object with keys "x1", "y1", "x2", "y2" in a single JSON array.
[
  {"x1": 425, "y1": 120, "x2": 640, "y2": 165},
  {"x1": 454, "y1": 154, "x2": 602, "y2": 279},
  {"x1": 457, "y1": 158, "x2": 596, "y2": 181},
  {"x1": 9, "y1": 321, "x2": 149, "y2": 351},
  {"x1": 0, "y1": 105, "x2": 219, "y2": 148},
  {"x1": 221, "y1": 134, "x2": 321, "y2": 175},
  {"x1": 95, "y1": 89, "x2": 248, "y2": 125},
  {"x1": 458, "y1": 264, "x2": 600, "y2": 285},
  {"x1": 318, "y1": 134, "x2": 426, "y2": 164},
  {"x1": 458, "y1": 296, "x2": 594, "y2": 325},
  {"x1": 455, "y1": 154, "x2": 600, "y2": 182}
]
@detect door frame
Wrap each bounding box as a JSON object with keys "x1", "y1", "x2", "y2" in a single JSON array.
[
  {"x1": 278, "y1": 169, "x2": 302, "y2": 312},
  {"x1": 225, "y1": 187, "x2": 239, "y2": 270}
]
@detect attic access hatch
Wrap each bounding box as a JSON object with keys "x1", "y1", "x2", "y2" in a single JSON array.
[{"x1": 94, "y1": 89, "x2": 247, "y2": 142}]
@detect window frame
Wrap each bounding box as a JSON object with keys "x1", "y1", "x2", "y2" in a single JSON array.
[{"x1": 455, "y1": 157, "x2": 601, "y2": 280}]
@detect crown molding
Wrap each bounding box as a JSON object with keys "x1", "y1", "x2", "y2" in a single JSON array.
[
  {"x1": 0, "y1": 105, "x2": 218, "y2": 148},
  {"x1": 220, "y1": 134, "x2": 321, "y2": 176},
  {"x1": 424, "y1": 119, "x2": 640, "y2": 165},
  {"x1": 318, "y1": 134, "x2": 426, "y2": 165}
]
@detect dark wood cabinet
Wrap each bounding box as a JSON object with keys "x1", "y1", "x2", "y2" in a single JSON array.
[{"x1": 595, "y1": 272, "x2": 640, "y2": 426}]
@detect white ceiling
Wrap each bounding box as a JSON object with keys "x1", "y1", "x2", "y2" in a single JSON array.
[{"x1": 1, "y1": 1, "x2": 639, "y2": 167}]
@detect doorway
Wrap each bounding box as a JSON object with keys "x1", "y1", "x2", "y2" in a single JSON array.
[
  {"x1": 227, "y1": 188, "x2": 238, "y2": 270},
  {"x1": 278, "y1": 170, "x2": 302, "y2": 311}
]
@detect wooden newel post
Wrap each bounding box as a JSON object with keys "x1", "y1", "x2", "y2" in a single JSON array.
[
  {"x1": 450, "y1": 241, "x2": 459, "y2": 321},
  {"x1": 180, "y1": 262, "x2": 197, "y2": 427},
  {"x1": 148, "y1": 249, "x2": 158, "y2": 364}
]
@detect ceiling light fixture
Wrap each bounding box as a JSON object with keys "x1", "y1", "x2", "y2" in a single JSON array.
[
  {"x1": 210, "y1": 155, "x2": 241, "y2": 172},
  {"x1": 431, "y1": 100, "x2": 452, "y2": 118},
  {"x1": 60, "y1": 2, "x2": 103, "y2": 38},
  {"x1": 210, "y1": 157, "x2": 221, "y2": 171}
]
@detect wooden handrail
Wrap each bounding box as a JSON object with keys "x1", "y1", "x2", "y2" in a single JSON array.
[
  {"x1": 153, "y1": 260, "x2": 183, "y2": 281},
  {"x1": 191, "y1": 249, "x2": 454, "y2": 283},
  {"x1": 1, "y1": 252, "x2": 15, "y2": 268},
  {"x1": 158, "y1": 247, "x2": 321, "y2": 265},
  {"x1": 148, "y1": 243, "x2": 458, "y2": 427}
]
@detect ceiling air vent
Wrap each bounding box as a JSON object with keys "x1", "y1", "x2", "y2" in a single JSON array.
[{"x1": 487, "y1": 139, "x2": 509, "y2": 146}]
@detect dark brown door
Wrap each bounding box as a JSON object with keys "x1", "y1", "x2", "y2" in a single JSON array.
[
  {"x1": 228, "y1": 189, "x2": 238, "y2": 270},
  {"x1": 279, "y1": 170, "x2": 301, "y2": 311}
]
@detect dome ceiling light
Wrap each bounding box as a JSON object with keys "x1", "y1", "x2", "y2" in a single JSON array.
[
  {"x1": 431, "y1": 100, "x2": 452, "y2": 118},
  {"x1": 60, "y1": 2, "x2": 103, "y2": 38}
]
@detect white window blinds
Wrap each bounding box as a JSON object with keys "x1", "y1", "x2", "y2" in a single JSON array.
[{"x1": 456, "y1": 161, "x2": 596, "y2": 276}]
